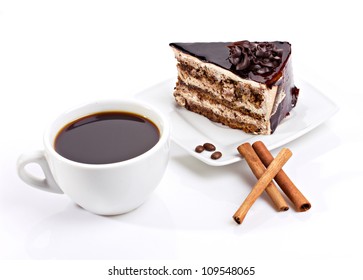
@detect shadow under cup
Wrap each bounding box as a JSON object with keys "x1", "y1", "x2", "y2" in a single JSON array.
[{"x1": 21, "y1": 100, "x2": 171, "y2": 215}]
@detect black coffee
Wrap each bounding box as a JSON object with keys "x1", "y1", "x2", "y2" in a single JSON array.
[{"x1": 54, "y1": 111, "x2": 160, "y2": 164}]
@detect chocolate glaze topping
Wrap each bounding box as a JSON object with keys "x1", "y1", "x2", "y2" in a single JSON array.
[{"x1": 169, "y1": 41, "x2": 291, "y2": 87}]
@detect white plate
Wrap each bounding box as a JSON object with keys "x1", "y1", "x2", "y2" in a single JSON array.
[{"x1": 135, "y1": 78, "x2": 338, "y2": 166}]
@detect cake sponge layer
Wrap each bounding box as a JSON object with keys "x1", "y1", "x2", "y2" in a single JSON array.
[{"x1": 174, "y1": 80, "x2": 265, "y2": 133}]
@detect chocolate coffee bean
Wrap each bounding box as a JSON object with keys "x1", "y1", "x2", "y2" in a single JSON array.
[
  {"x1": 211, "y1": 151, "x2": 222, "y2": 160},
  {"x1": 195, "y1": 145, "x2": 205, "y2": 153},
  {"x1": 203, "y1": 143, "x2": 216, "y2": 151}
]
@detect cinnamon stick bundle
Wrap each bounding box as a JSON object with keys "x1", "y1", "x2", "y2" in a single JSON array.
[
  {"x1": 237, "y1": 143, "x2": 289, "y2": 212},
  {"x1": 252, "y1": 141, "x2": 311, "y2": 212},
  {"x1": 233, "y1": 148, "x2": 292, "y2": 224}
]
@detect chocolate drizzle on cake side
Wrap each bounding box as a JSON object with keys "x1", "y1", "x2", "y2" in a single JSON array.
[{"x1": 169, "y1": 40, "x2": 300, "y2": 135}]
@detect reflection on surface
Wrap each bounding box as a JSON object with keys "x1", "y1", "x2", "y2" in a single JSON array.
[{"x1": 26, "y1": 195, "x2": 177, "y2": 260}]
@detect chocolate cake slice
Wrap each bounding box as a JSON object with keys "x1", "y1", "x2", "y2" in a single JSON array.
[{"x1": 169, "y1": 41, "x2": 299, "y2": 134}]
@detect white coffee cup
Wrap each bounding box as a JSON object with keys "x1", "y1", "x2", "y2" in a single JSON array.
[{"x1": 17, "y1": 99, "x2": 170, "y2": 215}]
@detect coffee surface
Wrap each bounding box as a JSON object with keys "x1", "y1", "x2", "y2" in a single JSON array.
[{"x1": 55, "y1": 112, "x2": 160, "y2": 164}]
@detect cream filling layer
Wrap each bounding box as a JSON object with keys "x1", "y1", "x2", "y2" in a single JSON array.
[
  {"x1": 174, "y1": 87, "x2": 270, "y2": 134},
  {"x1": 178, "y1": 70, "x2": 273, "y2": 117}
]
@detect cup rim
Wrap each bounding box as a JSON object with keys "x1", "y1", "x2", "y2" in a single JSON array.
[{"x1": 43, "y1": 98, "x2": 170, "y2": 169}]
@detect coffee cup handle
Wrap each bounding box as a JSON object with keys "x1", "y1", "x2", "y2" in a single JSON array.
[{"x1": 17, "y1": 150, "x2": 63, "y2": 194}]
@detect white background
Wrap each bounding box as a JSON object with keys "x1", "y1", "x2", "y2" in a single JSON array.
[{"x1": 1, "y1": 0, "x2": 363, "y2": 278}]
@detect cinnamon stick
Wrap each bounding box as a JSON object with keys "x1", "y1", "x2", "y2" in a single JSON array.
[
  {"x1": 252, "y1": 141, "x2": 311, "y2": 212},
  {"x1": 233, "y1": 148, "x2": 292, "y2": 224},
  {"x1": 237, "y1": 143, "x2": 289, "y2": 212}
]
